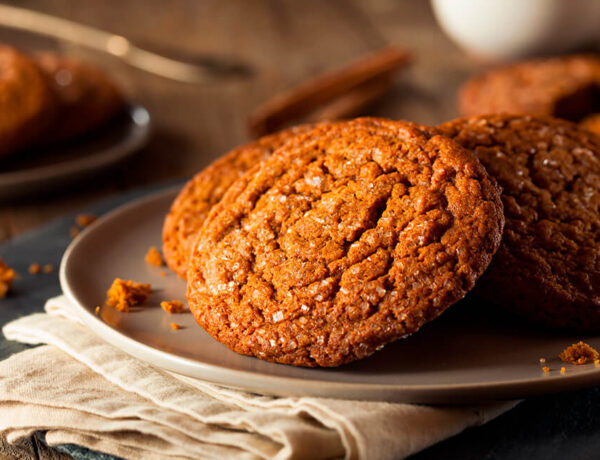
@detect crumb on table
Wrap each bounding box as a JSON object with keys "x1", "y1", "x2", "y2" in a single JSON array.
[
  {"x1": 76, "y1": 214, "x2": 97, "y2": 227},
  {"x1": 559, "y1": 341, "x2": 599, "y2": 365},
  {"x1": 161, "y1": 300, "x2": 186, "y2": 314},
  {"x1": 539, "y1": 357, "x2": 546, "y2": 364},
  {"x1": 145, "y1": 246, "x2": 164, "y2": 267},
  {"x1": 105, "y1": 278, "x2": 152, "y2": 312},
  {"x1": 542, "y1": 366, "x2": 550, "y2": 373},
  {"x1": 170, "y1": 322, "x2": 182, "y2": 330},
  {"x1": 43, "y1": 264, "x2": 53, "y2": 274},
  {"x1": 95, "y1": 306, "x2": 101, "y2": 315},
  {"x1": 29, "y1": 263, "x2": 41, "y2": 275},
  {"x1": 69, "y1": 226, "x2": 81, "y2": 238},
  {"x1": 0, "y1": 258, "x2": 17, "y2": 298},
  {"x1": 560, "y1": 367, "x2": 566, "y2": 374}
]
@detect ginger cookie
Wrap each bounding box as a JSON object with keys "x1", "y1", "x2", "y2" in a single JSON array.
[
  {"x1": 459, "y1": 55, "x2": 600, "y2": 122},
  {"x1": 0, "y1": 46, "x2": 54, "y2": 159},
  {"x1": 35, "y1": 53, "x2": 124, "y2": 143},
  {"x1": 186, "y1": 118, "x2": 504, "y2": 367},
  {"x1": 439, "y1": 114, "x2": 600, "y2": 331},
  {"x1": 162, "y1": 125, "x2": 313, "y2": 279}
]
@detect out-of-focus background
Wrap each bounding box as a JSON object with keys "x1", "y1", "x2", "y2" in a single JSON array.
[
  {"x1": 0, "y1": 0, "x2": 475, "y2": 242},
  {"x1": 1, "y1": 0, "x2": 600, "y2": 241}
]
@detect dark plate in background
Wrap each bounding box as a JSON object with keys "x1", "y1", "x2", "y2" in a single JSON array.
[{"x1": 0, "y1": 104, "x2": 150, "y2": 201}]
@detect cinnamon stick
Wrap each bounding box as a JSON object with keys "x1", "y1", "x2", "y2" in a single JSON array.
[
  {"x1": 308, "y1": 73, "x2": 395, "y2": 122},
  {"x1": 247, "y1": 46, "x2": 411, "y2": 137}
]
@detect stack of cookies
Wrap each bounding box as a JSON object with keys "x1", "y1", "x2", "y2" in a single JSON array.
[
  {"x1": 163, "y1": 55, "x2": 600, "y2": 368},
  {"x1": 0, "y1": 45, "x2": 123, "y2": 160}
]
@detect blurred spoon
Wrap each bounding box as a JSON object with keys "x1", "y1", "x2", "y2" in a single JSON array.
[{"x1": 0, "y1": 4, "x2": 252, "y2": 83}]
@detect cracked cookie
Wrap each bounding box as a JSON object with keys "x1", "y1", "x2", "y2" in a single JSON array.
[
  {"x1": 0, "y1": 46, "x2": 54, "y2": 159},
  {"x1": 162, "y1": 124, "x2": 313, "y2": 279},
  {"x1": 459, "y1": 55, "x2": 600, "y2": 123},
  {"x1": 439, "y1": 114, "x2": 600, "y2": 331},
  {"x1": 186, "y1": 118, "x2": 504, "y2": 367}
]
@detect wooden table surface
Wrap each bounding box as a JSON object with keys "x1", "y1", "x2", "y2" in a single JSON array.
[{"x1": 0, "y1": 0, "x2": 479, "y2": 243}]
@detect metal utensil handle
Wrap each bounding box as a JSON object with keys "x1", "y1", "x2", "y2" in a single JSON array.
[{"x1": 0, "y1": 4, "x2": 240, "y2": 83}]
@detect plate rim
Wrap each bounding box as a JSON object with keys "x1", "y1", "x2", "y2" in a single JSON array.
[
  {"x1": 59, "y1": 187, "x2": 600, "y2": 403},
  {"x1": 0, "y1": 103, "x2": 150, "y2": 188}
]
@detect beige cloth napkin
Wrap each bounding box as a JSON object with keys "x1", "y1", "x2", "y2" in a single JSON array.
[{"x1": 0, "y1": 296, "x2": 518, "y2": 460}]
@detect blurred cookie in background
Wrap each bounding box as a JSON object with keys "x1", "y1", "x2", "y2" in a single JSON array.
[
  {"x1": 35, "y1": 53, "x2": 124, "y2": 144},
  {"x1": 0, "y1": 45, "x2": 55, "y2": 159},
  {"x1": 459, "y1": 55, "x2": 600, "y2": 121}
]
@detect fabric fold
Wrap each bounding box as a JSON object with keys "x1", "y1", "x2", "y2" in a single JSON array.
[{"x1": 0, "y1": 295, "x2": 518, "y2": 460}]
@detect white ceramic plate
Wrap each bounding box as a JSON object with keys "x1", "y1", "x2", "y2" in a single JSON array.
[
  {"x1": 60, "y1": 187, "x2": 600, "y2": 403},
  {"x1": 0, "y1": 104, "x2": 150, "y2": 200}
]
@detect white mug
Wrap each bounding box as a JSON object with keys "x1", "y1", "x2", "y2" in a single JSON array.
[{"x1": 431, "y1": 0, "x2": 600, "y2": 60}]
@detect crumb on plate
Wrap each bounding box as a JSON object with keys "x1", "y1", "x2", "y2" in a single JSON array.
[
  {"x1": 560, "y1": 367, "x2": 566, "y2": 374},
  {"x1": 105, "y1": 278, "x2": 152, "y2": 312},
  {"x1": 28, "y1": 263, "x2": 41, "y2": 275},
  {"x1": 559, "y1": 341, "x2": 599, "y2": 365},
  {"x1": 0, "y1": 258, "x2": 17, "y2": 298},
  {"x1": 159, "y1": 271, "x2": 167, "y2": 277},
  {"x1": 145, "y1": 246, "x2": 164, "y2": 267},
  {"x1": 161, "y1": 300, "x2": 186, "y2": 314},
  {"x1": 95, "y1": 306, "x2": 101, "y2": 315},
  {"x1": 170, "y1": 322, "x2": 182, "y2": 330},
  {"x1": 76, "y1": 214, "x2": 97, "y2": 227}
]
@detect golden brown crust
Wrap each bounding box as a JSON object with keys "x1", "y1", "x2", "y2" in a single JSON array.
[
  {"x1": 186, "y1": 118, "x2": 504, "y2": 367},
  {"x1": 0, "y1": 46, "x2": 55, "y2": 158},
  {"x1": 35, "y1": 53, "x2": 124, "y2": 143},
  {"x1": 162, "y1": 125, "x2": 314, "y2": 279},
  {"x1": 439, "y1": 114, "x2": 600, "y2": 331},
  {"x1": 459, "y1": 55, "x2": 600, "y2": 119}
]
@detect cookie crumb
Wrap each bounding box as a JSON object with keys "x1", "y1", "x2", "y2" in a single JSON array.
[
  {"x1": 161, "y1": 300, "x2": 186, "y2": 313},
  {"x1": 69, "y1": 226, "x2": 80, "y2": 238},
  {"x1": 542, "y1": 366, "x2": 550, "y2": 373},
  {"x1": 145, "y1": 246, "x2": 164, "y2": 267},
  {"x1": 170, "y1": 322, "x2": 182, "y2": 330},
  {"x1": 559, "y1": 341, "x2": 599, "y2": 365},
  {"x1": 0, "y1": 258, "x2": 17, "y2": 298},
  {"x1": 28, "y1": 263, "x2": 41, "y2": 275},
  {"x1": 560, "y1": 366, "x2": 566, "y2": 374},
  {"x1": 539, "y1": 357, "x2": 546, "y2": 364},
  {"x1": 43, "y1": 264, "x2": 53, "y2": 274},
  {"x1": 76, "y1": 214, "x2": 97, "y2": 227},
  {"x1": 105, "y1": 278, "x2": 152, "y2": 312},
  {"x1": 95, "y1": 306, "x2": 101, "y2": 315},
  {"x1": 159, "y1": 271, "x2": 167, "y2": 277}
]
